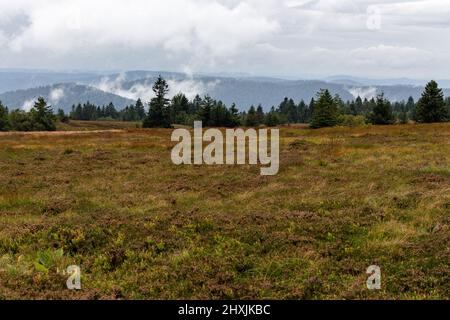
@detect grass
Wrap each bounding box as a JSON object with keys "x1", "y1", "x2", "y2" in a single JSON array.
[
  {"x1": 0, "y1": 121, "x2": 449, "y2": 299},
  {"x1": 56, "y1": 120, "x2": 141, "y2": 131}
]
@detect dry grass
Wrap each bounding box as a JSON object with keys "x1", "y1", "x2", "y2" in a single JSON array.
[{"x1": 0, "y1": 121, "x2": 449, "y2": 299}]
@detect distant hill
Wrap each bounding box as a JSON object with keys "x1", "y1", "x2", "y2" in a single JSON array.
[
  {"x1": 1, "y1": 70, "x2": 450, "y2": 112},
  {"x1": 0, "y1": 83, "x2": 135, "y2": 112},
  {"x1": 104, "y1": 73, "x2": 450, "y2": 110},
  {"x1": 325, "y1": 75, "x2": 450, "y2": 88},
  {"x1": 0, "y1": 69, "x2": 108, "y2": 94}
]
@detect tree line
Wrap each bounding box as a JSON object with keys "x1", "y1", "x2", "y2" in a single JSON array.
[
  {"x1": 140, "y1": 77, "x2": 450, "y2": 129},
  {"x1": 69, "y1": 100, "x2": 146, "y2": 122},
  {"x1": 1, "y1": 77, "x2": 449, "y2": 132},
  {"x1": 0, "y1": 98, "x2": 56, "y2": 131}
]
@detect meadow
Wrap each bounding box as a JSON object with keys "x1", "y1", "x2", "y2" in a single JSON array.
[{"x1": 0, "y1": 121, "x2": 448, "y2": 299}]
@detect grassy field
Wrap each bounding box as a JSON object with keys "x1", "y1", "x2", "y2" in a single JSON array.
[
  {"x1": 0, "y1": 121, "x2": 449, "y2": 299},
  {"x1": 56, "y1": 120, "x2": 141, "y2": 131}
]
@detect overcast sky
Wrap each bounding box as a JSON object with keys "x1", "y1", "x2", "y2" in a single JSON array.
[{"x1": 0, "y1": 0, "x2": 449, "y2": 79}]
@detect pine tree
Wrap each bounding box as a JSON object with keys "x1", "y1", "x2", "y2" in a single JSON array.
[
  {"x1": 190, "y1": 95, "x2": 202, "y2": 114},
  {"x1": 446, "y1": 97, "x2": 450, "y2": 117},
  {"x1": 143, "y1": 76, "x2": 171, "y2": 128},
  {"x1": 307, "y1": 98, "x2": 315, "y2": 123},
  {"x1": 368, "y1": 93, "x2": 394, "y2": 125},
  {"x1": 0, "y1": 101, "x2": 10, "y2": 131},
  {"x1": 256, "y1": 104, "x2": 265, "y2": 125},
  {"x1": 278, "y1": 98, "x2": 297, "y2": 123},
  {"x1": 245, "y1": 105, "x2": 258, "y2": 127},
  {"x1": 105, "y1": 102, "x2": 118, "y2": 119},
  {"x1": 57, "y1": 108, "x2": 70, "y2": 123},
  {"x1": 265, "y1": 106, "x2": 281, "y2": 127},
  {"x1": 416, "y1": 80, "x2": 448, "y2": 123},
  {"x1": 355, "y1": 96, "x2": 363, "y2": 115},
  {"x1": 171, "y1": 93, "x2": 190, "y2": 124},
  {"x1": 198, "y1": 95, "x2": 215, "y2": 126},
  {"x1": 406, "y1": 96, "x2": 416, "y2": 120},
  {"x1": 310, "y1": 89, "x2": 339, "y2": 129},
  {"x1": 135, "y1": 98, "x2": 146, "y2": 120},
  {"x1": 29, "y1": 97, "x2": 56, "y2": 131},
  {"x1": 333, "y1": 94, "x2": 346, "y2": 115},
  {"x1": 228, "y1": 103, "x2": 241, "y2": 127},
  {"x1": 297, "y1": 100, "x2": 308, "y2": 123}
]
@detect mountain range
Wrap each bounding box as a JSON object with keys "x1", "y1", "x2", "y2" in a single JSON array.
[{"x1": 1, "y1": 69, "x2": 449, "y2": 112}]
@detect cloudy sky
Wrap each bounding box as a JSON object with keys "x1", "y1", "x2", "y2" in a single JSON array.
[{"x1": 0, "y1": 0, "x2": 449, "y2": 79}]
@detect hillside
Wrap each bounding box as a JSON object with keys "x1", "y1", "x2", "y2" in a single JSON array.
[
  {"x1": 1, "y1": 70, "x2": 450, "y2": 112},
  {"x1": 0, "y1": 83, "x2": 135, "y2": 112}
]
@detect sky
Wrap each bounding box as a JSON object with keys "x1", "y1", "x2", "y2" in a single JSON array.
[{"x1": 0, "y1": 0, "x2": 449, "y2": 79}]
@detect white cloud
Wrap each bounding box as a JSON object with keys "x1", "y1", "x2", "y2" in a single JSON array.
[
  {"x1": 1, "y1": 0, "x2": 450, "y2": 78},
  {"x1": 93, "y1": 73, "x2": 220, "y2": 101},
  {"x1": 349, "y1": 86, "x2": 377, "y2": 100},
  {"x1": 94, "y1": 74, "x2": 154, "y2": 101},
  {"x1": 1, "y1": 0, "x2": 279, "y2": 71},
  {"x1": 167, "y1": 78, "x2": 221, "y2": 100},
  {"x1": 21, "y1": 98, "x2": 35, "y2": 111},
  {"x1": 49, "y1": 87, "x2": 64, "y2": 104}
]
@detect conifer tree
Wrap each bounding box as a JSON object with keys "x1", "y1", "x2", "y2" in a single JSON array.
[
  {"x1": 228, "y1": 103, "x2": 241, "y2": 127},
  {"x1": 143, "y1": 76, "x2": 171, "y2": 128},
  {"x1": 355, "y1": 96, "x2": 363, "y2": 115},
  {"x1": 368, "y1": 93, "x2": 394, "y2": 125},
  {"x1": 0, "y1": 101, "x2": 10, "y2": 131},
  {"x1": 29, "y1": 97, "x2": 56, "y2": 131},
  {"x1": 310, "y1": 89, "x2": 339, "y2": 129},
  {"x1": 297, "y1": 100, "x2": 308, "y2": 123},
  {"x1": 171, "y1": 93, "x2": 189, "y2": 124},
  {"x1": 256, "y1": 104, "x2": 265, "y2": 125},
  {"x1": 307, "y1": 98, "x2": 315, "y2": 122},
  {"x1": 245, "y1": 105, "x2": 258, "y2": 127},
  {"x1": 416, "y1": 80, "x2": 448, "y2": 123},
  {"x1": 198, "y1": 95, "x2": 215, "y2": 126},
  {"x1": 135, "y1": 98, "x2": 146, "y2": 120},
  {"x1": 265, "y1": 106, "x2": 281, "y2": 127}
]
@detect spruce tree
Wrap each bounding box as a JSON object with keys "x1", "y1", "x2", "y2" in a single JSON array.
[
  {"x1": 406, "y1": 96, "x2": 416, "y2": 121},
  {"x1": 57, "y1": 108, "x2": 70, "y2": 123},
  {"x1": 256, "y1": 105, "x2": 265, "y2": 125},
  {"x1": 0, "y1": 101, "x2": 10, "y2": 131},
  {"x1": 135, "y1": 98, "x2": 146, "y2": 120},
  {"x1": 333, "y1": 94, "x2": 346, "y2": 115},
  {"x1": 307, "y1": 98, "x2": 315, "y2": 123},
  {"x1": 265, "y1": 106, "x2": 281, "y2": 127},
  {"x1": 228, "y1": 103, "x2": 241, "y2": 127},
  {"x1": 368, "y1": 93, "x2": 394, "y2": 125},
  {"x1": 355, "y1": 96, "x2": 363, "y2": 115},
  {"x1": 198, "y1": 95, "x2": 215, "y2": 126},
  {"x1": 143, "y1": 76, "x2": 171, "y2": 128},
  {"x1": 29, "y1": 97, "x2": 56, "y2": 131},
  {"x1": 278, "y1": 98, "x2": 297, "y2": 123},
  {"x1": 171, "y1": 93, "x2": 189, "y2": 124},
  {"x1": 245, "y1": 105, "x2": 258, "y2": 127},
  {"x1": 416, "y1": 80, "x2": 448, "y2": 123},
  {"x1": 310, "y1": 89, "x2": 339, "y2": 129},
  {"x1": 297, "y1": 100, "x2": 307, "y2": 123}
]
